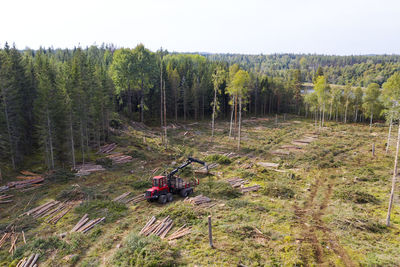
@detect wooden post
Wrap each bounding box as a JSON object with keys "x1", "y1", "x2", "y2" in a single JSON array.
[
  {"x1": 208, "y1": 215, "x2": 213, "y2": 248},
  {"x1": 372, "y1": 143, "x2": 375, "y2": 157}
]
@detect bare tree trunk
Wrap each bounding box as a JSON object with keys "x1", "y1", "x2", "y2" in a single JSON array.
[
  {"x1": 229, "y1": 96, "x2": 235, "y2": 138},
  {"x1": 344, "y1": 99, "x2": 349, "y2": 123},
  {"x1": 322, "y1": 103, "x2": 325, "y2": 128},
  {"x1": 386, "y1": 115, "x2": 393, "y2": 155},
  {"x1": 2, "y1": 89, "x2": 16, "y2": 169},
  {"x1": 355, "y1": 107, "x2": 358, "y2": 122},
  {"x1": 237, "y1": 96, "x2": 242, "y2": 150},
  {"x1": 370, "y1": 108, "x2": 373, "y2": 130},
  {"x1": 315, "y1": 110, "x2": 317, "y2": 127},
  {"x1": 174, "y1": 86, "x2": 178, "y2": 122},
  {"x1": 234, "y1": 94, "x2": 238, "y2": 139},
  {"x1": 163, "y1": 80, "x2": 167, "y2": 149},
  {"x1": 329, "y1": 100, "x2": 333, "y2": 120},
  {"x1": 211, "y1": 85, "x2": 217, "y2": 138},
  {"x1": 80, "y1": 118, "x2": 85, "y2": 165},
  {"x1": 46, "y1": 108, "x2": 54, "y2": 169},
  {"x1": 160, "y1": 62, "x2": 163, "y2": 129},
  {"x1": 386, "y1": 120, "x2": 400, "y2": 226},
  {"x1": 69, "y1": 112, "x2": 76, "y2": 170}
]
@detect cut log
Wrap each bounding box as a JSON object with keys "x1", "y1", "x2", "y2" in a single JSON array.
[{"x1": 257, "y1": 162, "x2": 279, "y2": 168}]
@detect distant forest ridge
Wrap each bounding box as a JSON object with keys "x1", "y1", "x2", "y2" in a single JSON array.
[{"x1": 196, "y1": 53, "x2": 400, "y2": 86}]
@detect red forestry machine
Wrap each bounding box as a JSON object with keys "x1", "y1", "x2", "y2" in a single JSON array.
[{"x1": 145, "y1": 157, "x2": 207, "y2": 204}]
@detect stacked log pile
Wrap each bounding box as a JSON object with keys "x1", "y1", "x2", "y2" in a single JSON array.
[
  {"x1": 240, "y1": 185, "x2": 260, "y2": 193},
  {"x1": 16, "y1": 253, "x2": 39, "y2": 267},
  {"x1": 257, "y1": 162, "x2": 279, "y2": 169},
  {"x1": 71, "y1": 214, "x2": 105, "y2": 233},
  {"x1": 184, "y1": 195, "x2": 211, "y2": 205},
  {"x1": 107, "y1": 153, "x2": 133, "y2": 164},
  {"x1": 113, "y1": 192, "x2": 146, "y2": 204},
  {"x1": 2, "y1": 171, "x2": 45, "y2": 192},
  {"x1": 227, "y1": 178, "x2": 248, "y2": 188},
  {"x1": 0, "y1": 194, "x2": 13, "y2": 204},
  {"x1": 167, "y1": 225, "x2": 191, "y2": 241},
  {"x1": 97, "y1": 143, "x2": 117, "y2": 154},
  {"x1": 75, "y1": 164, "x2": 105, "y2": 176},
  {"x1": 0, "y1": 227, "x2": 27, "y2": 256},
  {"x1": 270, "y1": 150, "x2": 290, "y2": 156},
  {"x1": 24, "y1": 200, "x2": 80, "y2": 224},
  {"x1": 140, "y1": 216, "x2": 174, "y2": 239}
]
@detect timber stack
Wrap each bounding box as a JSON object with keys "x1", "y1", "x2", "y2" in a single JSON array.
[
  {"x1": 97, "y1": 143, "x2": 117, "y2": 154},
  {"x1": 107, "y1": 153, "x2": 133, "y2": 164},
  {"x1": 240, "y1": 185, "x2": 260, "y2": 193},
  {"x1": 16, "y1": 253, "x2": 40, "y2": 267},
  {"x1": 71, "y1": 214, "x2": 105, "y2": 233},
  {"x1": 167, "y1": 225, "x2": 191, "y2": 241},
  {"x1": 113, "y1": 192, "x2": 145, "y2": 204},
  {"x1": 75, "y1": 163, "x2": 105, "y2": 176},
  {"x1": 140, "y1": 216, "x2": 174, "y2": 238},
  {"x1": 184, "y1": 194, "x2": 211, "y2": 205},
  {"x1": 0, "y1": 226, "x2": 27, "y2": 256},
  {"x1": 24, "y1": 200, "x2": 80, "y2": 224},
  {"x1": 0, "y1": 194, "x2": 13, "y2": 204},
  {"x1": 227, "y1": 178, "x2": 248, "y2": 188}
]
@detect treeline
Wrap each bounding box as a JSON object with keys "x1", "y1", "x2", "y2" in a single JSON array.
[
  {"x1": 203, "y1": 53, "x2": 400, "y2": 86},
  {"x1": 1, "y1": 43, "x2": 399, "y2": 171}
]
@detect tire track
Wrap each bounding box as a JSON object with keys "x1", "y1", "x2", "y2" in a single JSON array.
[{"x1": 294, "y1": 173, "x2": 355, "y2": 266}]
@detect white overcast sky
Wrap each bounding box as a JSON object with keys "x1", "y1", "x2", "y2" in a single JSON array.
[{"x1": 1, "y1": 0, "x2": 399, "y2": 55}]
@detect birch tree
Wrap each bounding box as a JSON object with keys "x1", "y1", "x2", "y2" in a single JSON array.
[
  {"x1": 362, "y1": 83, "x2": 382, "y2": 130},
  {"x1": 211, "y1": 66, "x2": 226, "y2": 139},
  {"x1": 383, "y1": 72, "x2": 400, "y2": 226}
]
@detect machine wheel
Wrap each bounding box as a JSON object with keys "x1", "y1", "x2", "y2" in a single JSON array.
[
  {"x1": 187, "y1": 189, "x2": 193, "y2": 196},
  {"x1": 167, "y1": 193, "x2": 173, "y2": 202},
  {"x1": 158, "y1": 194, "x2": 167, "y2": 204},
  {"x1": 180, "y1": 189, "x2": 189, "y2": 197}
]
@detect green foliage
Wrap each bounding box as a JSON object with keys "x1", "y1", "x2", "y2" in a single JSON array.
[
  {"x1": 112, "y1": 233, "x2": 179, "y2": 266},
  {"x1": 158, "y1": 201, "x2": 200, "y2": 226},
  {"x1": 75, "y1": 200, "x2": 128, "y2": 222},
  {"x1": 334, "y1": 187, "x2": 379, "y2": 204},
  {"x1": 262, "y1": 182, "x2": 295, "y2": 199},
  {"x1": 196, "y1": 180, "x2": 241, "y2": 199},
  {"x1": 131, "y1": 180, "x2": 152, "y2": 190},
  {"x1": 47, "y1": 168, "x2": 75, "y2": 183},
  {"x1": 96, "y1": 157, "x2": 113, "y2": 168},
  {"x1": 204, "y1": 154, "x2": 232, "y2": 164}
]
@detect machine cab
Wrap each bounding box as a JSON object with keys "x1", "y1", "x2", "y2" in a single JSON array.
[{"x1": 153, "y1": 176, "x2": 167, "y2": 188}]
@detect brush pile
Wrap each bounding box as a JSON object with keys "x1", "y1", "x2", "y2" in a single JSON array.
[
  {"x1": 113, "y1": 192, "x2": 146, "y2": 204},
  {"x1": 16, "y1": 253, "x2": 40, "y2": 267},
  {"x1": 70, "y1": 214, "x2": 105, "y2": 233},
  {"x1": 75, "y1": 163, "x2": 105, "y2": 176}
]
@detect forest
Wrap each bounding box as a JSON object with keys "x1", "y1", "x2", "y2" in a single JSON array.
[{"x1": 1, "y1": 43, "x2": 400, "y2": 173}]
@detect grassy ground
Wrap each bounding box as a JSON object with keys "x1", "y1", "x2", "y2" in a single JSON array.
[{"x1": 0, "y1": 115, "x2": 400, "y2": 266}]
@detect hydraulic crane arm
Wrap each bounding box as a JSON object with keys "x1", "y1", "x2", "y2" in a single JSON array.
[{"x1": 168, "y1": 157, "x2": 207, "y2": 177}]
